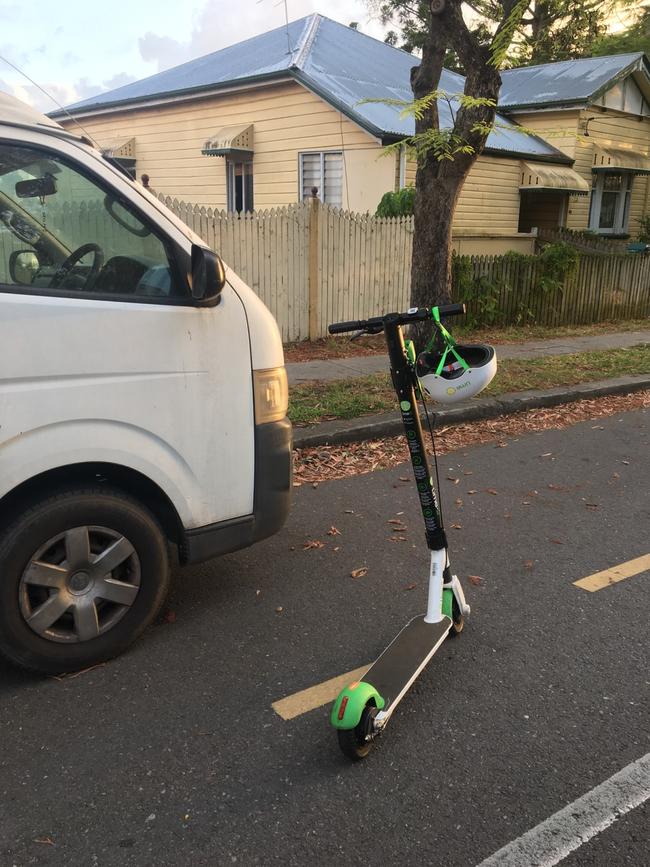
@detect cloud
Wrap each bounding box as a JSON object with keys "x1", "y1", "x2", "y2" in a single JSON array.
[
  {"x1": 138, "y1": 32, "x2": 193, "y2": 72},
  {"x1": 137, "y1": 0, "x2": 389, "y2": 73}
]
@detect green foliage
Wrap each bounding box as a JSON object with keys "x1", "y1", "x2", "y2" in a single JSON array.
[
  {"x1": 636, "y1": 215, "x2": 650, "y2": 244},
  {"x1": 592, "y1": 5, "x2": 650, "y2": 56},
  {"x1": 452, "y1": 243, "x2": 580, "y2": 328},
  {"x1": 376, "y1": 186, "x2": 416, "y2": 217},
  {"x1": 371, "y1": 0, "x2": 615, "y2": 70}
]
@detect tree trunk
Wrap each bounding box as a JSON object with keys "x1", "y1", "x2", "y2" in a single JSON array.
[{"x1": 408, "y1": 2, "x2": 501, "y2": 347}]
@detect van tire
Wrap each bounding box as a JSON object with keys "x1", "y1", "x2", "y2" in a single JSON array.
[{"x1": 0, "y1": 486, "x2": 170, "y2": 675}]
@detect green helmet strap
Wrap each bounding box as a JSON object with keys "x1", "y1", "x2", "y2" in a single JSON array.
[{"x1": 427, "y1": 307, "x2": 469, "y2": 375}]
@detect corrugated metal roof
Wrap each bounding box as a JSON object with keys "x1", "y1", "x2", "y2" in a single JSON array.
[
  {"x1": 55, "y1": 14, "x2": 641, "y2": 162},
  {"x1": 499, "y1": 53, "x2": 646, "y2": 110}
]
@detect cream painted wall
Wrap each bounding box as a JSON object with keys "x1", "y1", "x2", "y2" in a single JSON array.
[
  {"x1": 512, "y1": 107, "x2": 650, "y2": 233},
  {"x1": 60, "y1": 81, "x2": 385, "y2": 211},
  {"x1": 344, "y1": 147, "x2": 396, "y2": 212}
]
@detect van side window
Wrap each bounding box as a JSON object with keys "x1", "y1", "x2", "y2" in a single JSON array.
[{"x1": 0, "y1": 142, "x2": 183, "y2": 300}]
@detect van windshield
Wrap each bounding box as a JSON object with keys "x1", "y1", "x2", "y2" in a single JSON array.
[{"x1": 0, "y1": 142, "x2": 181, "y2": 298}]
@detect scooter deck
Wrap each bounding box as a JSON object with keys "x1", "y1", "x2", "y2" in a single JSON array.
[{"x1": 366, "y1": 615, "x2": 451, "y2": 712}]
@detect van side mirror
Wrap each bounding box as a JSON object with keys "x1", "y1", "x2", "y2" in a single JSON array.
[
  {"x1": 9, "y1": 250, "x2": 40, "y2": 284},
  {"x1": 191, "y1": 245, "x2": 226, "y2": 305}
]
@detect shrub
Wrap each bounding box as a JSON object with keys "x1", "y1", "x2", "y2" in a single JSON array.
[
  {"x1": 375, "y1": 186, "x2": 416, "y2": 217},
  {"x1": 637, "y1": 215, "x2": 650, "y2": 243}
]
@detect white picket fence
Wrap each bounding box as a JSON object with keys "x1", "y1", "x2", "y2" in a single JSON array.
[
  {"x1": 3, "y1": 195, "x2": 648, "y2": 340},
  {"x1": 161, "y1": 197, "x2": 415, "y2": 341}
]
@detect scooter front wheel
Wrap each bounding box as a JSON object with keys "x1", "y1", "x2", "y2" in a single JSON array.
[{"x1": 337, "y1": 705, "x2": 378, "y2": 761}]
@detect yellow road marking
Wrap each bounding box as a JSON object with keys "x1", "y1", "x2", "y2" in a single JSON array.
[
  {"x1": 574, "y1": 553, "x2": 650, "y2": 592},
  {"x1": 274, "y1": 554, "x2": 648, "y2": 720},
  {"x1": 272, "y1": 665, "x2": 368, "y2": 721}
]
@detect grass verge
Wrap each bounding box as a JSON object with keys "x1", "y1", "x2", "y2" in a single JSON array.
[{"x1": 288, "y1": 344, "x2": 650, "y2": 425}]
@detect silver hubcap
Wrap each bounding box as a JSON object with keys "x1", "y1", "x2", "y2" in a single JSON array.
[{"x1": 19, "y1": 525, "x2": 141, "y2": 643}]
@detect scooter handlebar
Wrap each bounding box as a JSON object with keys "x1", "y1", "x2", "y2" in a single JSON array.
[
  {"x1": 328, "y1": 319, "x2": 367, "y2": 334},
  {"x1": 328, "y1": 303, "x2": 466, "y2": 335}
]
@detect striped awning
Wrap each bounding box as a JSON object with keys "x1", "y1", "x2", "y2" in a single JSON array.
[
  {"x1": 202, "y1": 124, "x2": 254, "y2": 157},
  {"x1": 520, "y1": 161, "x2": 590, "y2": 195},
  {"x1": 102, "y1": 137, "x2": 136, "y2": 158},
  {"x1": 592, "y1": 144, "x2": 650, "y2": 175}
]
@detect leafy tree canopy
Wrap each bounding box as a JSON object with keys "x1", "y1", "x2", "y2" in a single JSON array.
[{"x1": 372, "y1": 0, "x2": 631, "y2": 69}]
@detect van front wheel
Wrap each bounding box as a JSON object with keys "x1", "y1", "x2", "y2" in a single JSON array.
[{"x1": 0, "y1": 487, "x2": 170, "y2": 675}]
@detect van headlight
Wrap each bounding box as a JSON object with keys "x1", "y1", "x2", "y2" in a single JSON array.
[{"x1": 253, "y1": 367, "x2": 289, "y2": 424}]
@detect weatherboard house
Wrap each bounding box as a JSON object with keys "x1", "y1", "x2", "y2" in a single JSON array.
[{"x1": 52, "y1": 14, "x2": 650, "y2": 254}]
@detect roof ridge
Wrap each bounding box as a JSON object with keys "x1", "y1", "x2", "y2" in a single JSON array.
[{"x1": 290, "y1": 13, "x2": 322, "y2": 70}]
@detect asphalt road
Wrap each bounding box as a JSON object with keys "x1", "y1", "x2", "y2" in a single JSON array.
[{"x1": 1, "y1": 407, "x2": 648, "y2": 866}]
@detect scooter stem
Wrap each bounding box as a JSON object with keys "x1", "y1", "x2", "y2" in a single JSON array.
[{"x1": 424, "y1": 548, "x2": 447, "y2": 623}]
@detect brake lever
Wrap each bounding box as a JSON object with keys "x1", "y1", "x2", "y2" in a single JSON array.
[{"x1": 350, "y1": 330, "x2": 367, "y2": 342}]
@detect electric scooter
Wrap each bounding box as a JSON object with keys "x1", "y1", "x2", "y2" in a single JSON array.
[{"x1": 327, "y1": 303, "x2": 477, "y2": 760}]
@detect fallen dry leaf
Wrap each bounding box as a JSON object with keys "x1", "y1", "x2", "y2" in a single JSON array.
[
  {"x1": 303, "y1": 539, "x2": 324, "y2": 549},
  {"x1": 327, "y1": 526, "x2": 341, "y2": 536},
  {"x1": 487, "y1": 488, "x2": 499, "y2": 495},
  {"x1": 550, "y1": 539, "x2": 564, "y2": 545},
  {"x1": 496, "y1": 442, "x2": 508, "y2": 448},
  {"x1": 399, "y1": 476, "x2": 410, "y2": 482},
  {"x1": 523, "y1": 560, "x2": 534, "y2": 569},
  {"x1": 586, "y1": 503, "x2": 600, "y2": 510},
  {"x1": 292, "y1": 392, "x2": 649, "y2": 485},
  {"x1": 463, "y1": 470, "x2": 473, "y2": 475},
  {"x1": 275, "y1": 606, "x2": 284, "y2": 613},
  {"x1": 351, "y1": 567, "x2": 368, "y2": 579},
  {"x1": 450, "y1": 523, "x2": 462, "y2": 529},
  {"x1": 403, "y1": 582, "x2": 417, "y2": 591},
  {"x1": 34, "y1": 838, "x2": 55, "y2": 846},
  {"x1": 468, "y1": 489, "x2": 478, "y2": 495},
  {"x1": 389, "y1": 535, "x2": 407, "y2": 542},
  {"x1": 468, "y1": 575, "x2": 483, "y2": 586}
]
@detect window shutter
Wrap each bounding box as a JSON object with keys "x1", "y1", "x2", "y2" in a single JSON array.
[
  {"x1": 323, "y1": 153, "x2": 343, "y2": 207},
  {"x1": 300, "y1": 152, "x2": 343, "y2": 207},
  {"x1": 301, "y1": 153, "x2": 322, "y2": 201}
]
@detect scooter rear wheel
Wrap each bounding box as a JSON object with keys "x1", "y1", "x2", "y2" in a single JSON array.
[
  {"x1": 337, "y1": 705, "x2": 378, "y2": 761},
  {"x1": 449, "y1": 595, "x2": 464, "y2": 636}
]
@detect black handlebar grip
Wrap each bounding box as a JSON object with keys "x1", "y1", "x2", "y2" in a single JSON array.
[
  {"x1": 437, "y1": 303, "x2": 466, "y2": 317},
  {"x1": 328, "y1": 320, "x2": 365, "y2": 334}
]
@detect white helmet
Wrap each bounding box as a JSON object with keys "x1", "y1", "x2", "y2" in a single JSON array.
[{"x1": 416, "y1": 343, "x2": 497, "y2": 404}]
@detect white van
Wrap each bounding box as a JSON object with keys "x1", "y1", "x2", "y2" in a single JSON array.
[{"x1": 0, "y1": 94, "x2": 291, "y2": 674}]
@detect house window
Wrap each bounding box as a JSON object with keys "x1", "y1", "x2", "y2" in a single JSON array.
[
  {"x1": 299, "y1": 152, "x2": 343, "y2": 207},
  {"x1": 227, "y1": 160, "x2": 254, "y2": 213},
  {"x1": 589, "y1": 173, "x2": 633, "y2": 234}
]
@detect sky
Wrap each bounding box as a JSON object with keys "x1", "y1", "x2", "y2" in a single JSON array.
[{"x1": 0, "y1": 0, "x2": 390, "y2": 113}]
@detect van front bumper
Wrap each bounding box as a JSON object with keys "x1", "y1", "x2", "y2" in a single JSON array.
[{"x1": 181, "y1": 417, "x2": 292, "y2": 565}]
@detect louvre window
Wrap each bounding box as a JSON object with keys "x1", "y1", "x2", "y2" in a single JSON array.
[{"x1": 300, "y1": 152, "x2": 343, "y2": 207}]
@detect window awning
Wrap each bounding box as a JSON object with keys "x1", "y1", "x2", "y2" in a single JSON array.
[
  {"x1": 202, "y1": 124, "x2": 254, "y2": 157},
  {"x1": 102, "y1": 137, "x2": 136, "y2": 159},
  {"x1": 519, "y1": 162, "x2": 590, "y2": 196},
  {"x1": 592, "y1": 144, "x2": 650, "y2": 175}
]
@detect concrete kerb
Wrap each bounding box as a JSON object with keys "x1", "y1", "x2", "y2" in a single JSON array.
[{"x1": 292, "y1": 374, "x2": 650, "y2": 449}]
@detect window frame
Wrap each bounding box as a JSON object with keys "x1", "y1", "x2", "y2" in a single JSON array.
[
  {"x1": 588, "y1": 172, "x2": 634, "y2": 235},
  {"x1": 0, "y1": 137, "x2": 194, "y2": 306},
  {"x1": 298, "y1": 150, "x2": 343, "y2": 206},
  {"x1": 226, "y1": 158, "x2": 254, "y2": 214}
]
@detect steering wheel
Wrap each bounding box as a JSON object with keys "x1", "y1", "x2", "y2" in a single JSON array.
[{"x1": 51, "y1": 243, "x2": 104, "y2": 289}]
